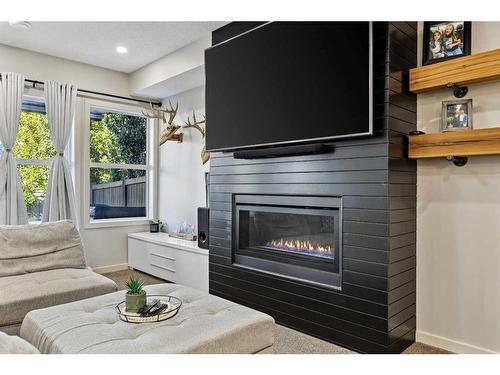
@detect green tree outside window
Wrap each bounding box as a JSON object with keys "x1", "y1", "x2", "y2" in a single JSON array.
[{"x1": 10, "y1": 109, "x2": 146, "y2": 218}]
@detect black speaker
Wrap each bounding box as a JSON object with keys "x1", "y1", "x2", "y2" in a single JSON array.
[{"x1": 197, "y1": 207, "x2": 209, "y2": 249}]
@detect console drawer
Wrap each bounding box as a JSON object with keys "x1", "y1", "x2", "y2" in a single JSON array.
[
  {"x1": 128, "y1": 238, "x2": 177, "y2": 282},
  {"x1": 128, "y1": 233, "x2": 208, "y2": 291},
  {"x1": 149, "y1": 262, "x2": 176, "y2": 282}
]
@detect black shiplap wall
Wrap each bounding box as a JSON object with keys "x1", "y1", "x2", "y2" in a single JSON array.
[
  {"x1": 387, "y1": 22, "x2": 418, "y2": 351},
  {"x1": 207, "y1": 22, "x2": 417, "y2": 353}
]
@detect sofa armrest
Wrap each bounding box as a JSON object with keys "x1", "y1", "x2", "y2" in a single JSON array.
[{"x1": 0, "y1": 332, "x2": 40, "y2": 354}]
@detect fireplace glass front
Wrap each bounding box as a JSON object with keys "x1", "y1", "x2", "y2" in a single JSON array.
[{"x1": 234, "y1": 195, "x2": 342, "y2": 289}]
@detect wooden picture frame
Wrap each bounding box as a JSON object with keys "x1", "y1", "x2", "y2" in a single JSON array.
[{"x1": 422, "y1": 21, "x2": 471, "y2": 66}]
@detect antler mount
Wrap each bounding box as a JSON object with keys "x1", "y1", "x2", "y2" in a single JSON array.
[{"x1": 143, "y1": 102, "x2": 209, "y2": 164}]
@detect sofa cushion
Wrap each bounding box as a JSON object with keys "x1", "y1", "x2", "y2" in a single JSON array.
[
  {"x1": 0, "y1": 268, "x2": 117, "y2": 329},
  {"x1": 0, "y1": 331, "x2": 40, "y2": 354},
  {"x1": 21, "y1": 283, "x2": 275, "y2": 354},
  {"x1": 0, "y1": 220, "x2": 86, "y2": 277},
  {"x1": 0, "y1": 323, "x2": 23, "y2": 336}
]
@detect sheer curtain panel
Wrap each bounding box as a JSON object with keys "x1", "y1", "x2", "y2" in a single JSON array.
[
  {"x1": 42, "y1": 81, "x2": 78, "y2": 223},
  {"x1": 0, "y1": 72, "x2": 28, "y2": 225}
]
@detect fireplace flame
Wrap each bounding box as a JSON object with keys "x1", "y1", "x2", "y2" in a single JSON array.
[{"x1": 265, "y1": 238, "x2": 333, "y2": 254}]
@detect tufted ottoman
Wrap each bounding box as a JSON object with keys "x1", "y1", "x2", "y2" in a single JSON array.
[{"x1": 20, "y1": 284, "x2": 275, "y2": 354}]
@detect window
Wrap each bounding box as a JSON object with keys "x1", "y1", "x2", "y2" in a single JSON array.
[
  {"x1": 86, "y1": 102, "x2": 154, "y2": 224},
  {"x1": 0, "y1": 97, "x2": 54, "y2": 222}
]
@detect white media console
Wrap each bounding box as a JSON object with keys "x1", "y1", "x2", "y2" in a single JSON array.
[{"x1": 127, "y1": 232, "x2": 209, "y2": 292}]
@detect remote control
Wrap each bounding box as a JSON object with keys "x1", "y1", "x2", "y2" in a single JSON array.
[
  {"x1": 147, "y1": 303, "x2": 168, "y2": 316},
  {"x1": 138, "y1": 299, "x2": 160, "y2": 316}
]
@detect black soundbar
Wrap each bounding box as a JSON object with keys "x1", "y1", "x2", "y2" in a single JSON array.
[{"x1": 233, "y1": 144, "x2": 332, "y2": 159}]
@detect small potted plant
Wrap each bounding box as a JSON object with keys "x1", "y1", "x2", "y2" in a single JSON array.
[
  {"x1": 149, "y1": 219, "x2": 162, "y2": 233},
  {"x1": 125, "y1": 275, "x2": 147, "y2": 313}
]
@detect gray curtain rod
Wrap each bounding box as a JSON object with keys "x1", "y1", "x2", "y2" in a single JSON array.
[{"x1": 0, "y1": 75, "x2": 162, "y2": 107}]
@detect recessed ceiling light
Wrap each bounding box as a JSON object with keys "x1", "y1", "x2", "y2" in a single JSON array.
[
  {"x1": 116, "y1": 46, "x2": 128, "y2": 54},
  {"x1": 8, "y1": 21, "x2": 32, "y2": 29}
]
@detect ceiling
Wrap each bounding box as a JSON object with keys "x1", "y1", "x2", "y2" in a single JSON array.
[{"x1": 0, "y1": 22, "x2": 226, "y2": 73}]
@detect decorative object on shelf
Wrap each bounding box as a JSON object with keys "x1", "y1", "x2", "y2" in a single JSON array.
[
  {"x1": 149, "y1": 219, "x2": 162, "y2": 233},
  {"x1": 142, "y1": 102, "x2": 209, "y2": 164},
  {"x1": 441, "y1": 99, "x2": 473, "y2": 132},
  {"x1": 116, "y1": 295, "x2": 182, "y2": 323},
  {"x1": 125, "y1": 275, "x2": 147, "y2": 313},
  {"x1": 169, "y1": 220, "x2": 197, "y2": 241},
  {"x1": 422, "y1": 21, "x2": 471, "y2": 66},
  {"x1": 183, "y1": 111, "x2": 210, "y2": 164},
  {"x1": 169, "y1": 232, "x2": 197, "y2": 241}
]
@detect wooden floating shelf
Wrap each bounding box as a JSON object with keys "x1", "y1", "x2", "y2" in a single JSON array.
[
  {"x1": 410, "y1": 48, "x2": 500, "y2": 93},
  {"x1": 408, "y1": 127, "x2": 500, "y2": 159}
]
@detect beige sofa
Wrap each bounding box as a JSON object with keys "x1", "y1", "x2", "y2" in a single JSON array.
[
  {"x1": 0, "y1": 331, "x2": 39, "y2": 354},
  {"x1": 0, "y1": 220, "x2": 118, "y2": 335}
]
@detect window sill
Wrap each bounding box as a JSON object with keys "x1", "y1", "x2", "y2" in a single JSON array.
[{"x1": 84, "y1": 217, "x2": 150, "y2": 230}]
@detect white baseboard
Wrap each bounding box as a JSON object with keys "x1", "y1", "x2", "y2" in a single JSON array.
[
  {"x1": 92, "y1": 263, "x2": 129, "y2": 274},
  {"x1": 416, "y1": 330, "x2": 497, "y2": 354}
]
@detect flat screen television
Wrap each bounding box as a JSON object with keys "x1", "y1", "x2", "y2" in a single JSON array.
[{"x1": 205, "y1": 22, "x2": 373, "y2": 152}]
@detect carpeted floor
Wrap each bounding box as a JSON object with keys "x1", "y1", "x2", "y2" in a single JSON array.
[{"x1": 103, "y1": 269, "x2": 451, "y2": 355}]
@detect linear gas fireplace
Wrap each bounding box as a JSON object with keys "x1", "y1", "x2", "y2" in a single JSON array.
[{"x1": 233, "y1": 195, "x2": 342, "y2": 289}]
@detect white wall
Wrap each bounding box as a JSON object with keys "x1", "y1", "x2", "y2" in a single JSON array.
[
  {"x1": 0, "y1": 44, "x2": 148, "y2": 271},
  {"x1": 416, "y1": 22, "x2": 500, "y2": 353},
  {"x1": 158, "y1": 86, "x2": 208, "y2": 232},
  {"x1": 0, "y1": 44, "x2": 130, "y2": 96},
  {"x1": 129, "y1": 37, "x2": 209, "y2": 98}
]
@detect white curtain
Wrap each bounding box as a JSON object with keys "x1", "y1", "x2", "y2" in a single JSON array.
[
  {"x1": 42, "y1": 80, "x2": 78, "y2": 223},
  {"x1": 0, "y1": 72, "x2": 28, "y2": 225}
]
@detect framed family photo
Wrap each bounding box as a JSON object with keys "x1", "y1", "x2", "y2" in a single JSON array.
[
  {"x1": 423, "y1": 21, "x2": 471, "y2": 65},
  {"x1": 441, "y1": 99, "x2": 473, "y2": 132}
]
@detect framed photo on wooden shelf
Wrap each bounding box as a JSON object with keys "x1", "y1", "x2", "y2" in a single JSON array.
[
  {"x1": 422, "y1": 21, "x2": 471, "y2": 66},
  {"x1": 441, "y1": 99, "x2": 473, "y2": 132}
]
